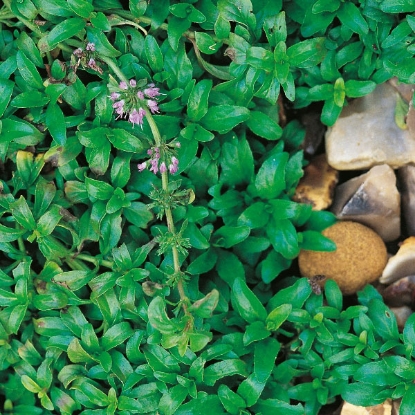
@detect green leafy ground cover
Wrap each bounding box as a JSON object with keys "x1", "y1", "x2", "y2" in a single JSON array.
[{"x1": 1, "y1": 0, "x2": 415, "y2": 414}]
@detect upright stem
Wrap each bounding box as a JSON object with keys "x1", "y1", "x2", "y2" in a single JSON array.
[
  {"x1": 145, "y1": 113, "x2": 190, "y2": 314},
  {"x1": 99, "y1": 55, "x2": 129, "y2": 84}
]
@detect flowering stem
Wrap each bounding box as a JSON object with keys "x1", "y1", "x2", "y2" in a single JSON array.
[
  {"x1": 144, "y1": 112, "x2": 191, "y2": 315},
  {"x1": 96, "y1": 55, "x2": 129, "y2": 84}
]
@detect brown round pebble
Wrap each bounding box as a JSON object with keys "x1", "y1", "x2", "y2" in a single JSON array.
[{"x1": 298, "y1": 221, "x2": 388, "y2": 295}]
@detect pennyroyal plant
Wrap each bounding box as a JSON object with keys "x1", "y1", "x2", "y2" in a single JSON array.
[{"x1": 1, "y1": 0, "x2": 415, "y2": 414}]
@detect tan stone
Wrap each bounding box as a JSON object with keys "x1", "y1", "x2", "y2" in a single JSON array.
[
  {"x1": 340, "y1": 400, "x2": 392, "y2": 415},
  {"x1": 326, "y1": 82, "x2": 415, "y2": 170},
  {"x1": 382, "y1": 275, "x2": 415, "y2": 307},
  {"x1": 293, "y1": 154, "x2": 339, "y2": 210},
  {"x1": 331, "y1": 165, "x2": 400, "y2": 242},
  {"x1": 389, "y1": 306, "x2": 413, "y2": 330},
  {"x1": 380, "y1": 237, "x2": 415, "y2": 284},
  {"x1": 298, "y1": 221, "x2": 388, "y2": 295},
  {"x1": 398, "y1": 165, "x2": 415, "y2": 236}
]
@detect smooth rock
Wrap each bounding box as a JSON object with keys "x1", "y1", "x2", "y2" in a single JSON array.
[
  {"x1": 382, "y1": 275, "x2": 415, "y2": 307},
  {"x1": 331, "y1": 165, "x2": 400, "y2": 242},
  {"x1": 398, "y1": 164, "x2": 415, "y2": 236},
  {"x1": 389, "y1": 306, "x2": 412, "y2": 330},
  {"x1": 380, "y1": 237, "x2": 415, "y2": 284},
  {"x1": 326, "y1": 82, "x2": 415, "y2": 170},
  {"x1": 340, "y1": 400, "x2": 392, "y2": 415},
  {"x1": 298, "y1": 221, "x2": 388, "y2": 295},
  {"x1": 293, "y1": 154, "x2": 339, "y2": 210}
]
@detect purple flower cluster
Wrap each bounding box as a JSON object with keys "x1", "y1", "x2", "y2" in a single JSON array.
[
  {"x1": 109, "y1": 80, "x2": 161, "y2": 128},
  {"x1": 73, "y1": 43, "x2": 102, "y2": 73},
  {"x1": 137, "y1": 143, "x2": 181, "y2": 175}
]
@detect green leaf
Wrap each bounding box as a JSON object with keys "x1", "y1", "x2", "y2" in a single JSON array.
[
  {"x1": 41, "y1": 18, "x2": 85, "y2": 52},
  {"x1": 200, "y1": 105, "x2": 250, "y2": 134},
  {"x1": 354, "y1": 361, "x2": 402, "y2": 386},
  {"x1": 107, "y1": 128, "x2": 144, "y2": 152},
  {"x1": 67, "y1": 338, "x2": 96, "y2": 364},
  {"x1": 36, "y1": 205, "x2": 63, "y2": 236},
  {"x1": 367, "y1": 299, "x2": 400, "y2": 341},
  {"x1": 195, "y1": 32, "x2": 222, "y2": 55},
  {"x1": 246, "y1": 111, "x2": 282, "y2": 140},
  {"x1": 400, "y1": 384, "x2": 415, "y2": 415},
  {"x1": 168, "y1": 16, "x2": 191, "y2": 51},
  {"x1": 21, "y1": 375, "x2": 42, "y2": 394},
  {"x1": 321, "y1": 97, "x2": 343, "y2": 126},
  {"x1": 266, "y1": 219, "x2": 299, "y2": 259},
  {"x1": 269, "y1": 278, "x2": 312, "y2": 310},
  {"x1": 180, "y1": 123, "x2": 214, "y2": 142},
  {"x1": 158, "y1": 385, "x2": 188, "y2": 415},
  {"x1": 232, "y1": 277, "x2": 267, "y2": 323},
  {"x1": 213, "y1": 225, "x2": 250, "y2": 248},
  {"x1": 237, "y1": 202, "x2": 270, "y2": 229},
  {"x1": 299, "y1": 230, "x2": 336, "y2": 251},
  {"x1": 0, "y1": 224, "x2": 25, "y2": 243},
  {"x1": 86, "y1": 27, "x2": 121, "y2": 57},
  {"x1": 337, "y1": 2, "x2": 369, "y2": 35},
  {"x1": 67, "y1": 0, "x2": 94, "y2": 17},
  {"x1": 324, "y1": 279, "x2": 343, "y2": 310},
  {"x1": 46, "y1": 104, "x2": 66, "y2": 145},
  {"x1": 287, "y1": 37, "x2": 327, "y2": 68},
  {"x1": 188, "y1": 249, "x2": 217, "y2": 275},
  {"x1": 238, "y1": 338, "x2": 280, "y2": 406},
  {"x1": 90, "y1": 11, "x2": 111, "y2": 30},
  {"x1": 148, "y1": 296, "x2": 180, "y2": 334},
  {"x1": 260, "y1": 250, "x2": 291, "y2": 283},
  {"x1": 144, "y1": 35, "x2": 164, "y2": 73},
  {"x1": 204, "y1": 358, "x2": 248, "y2": 386},
  {"x1": 187, "y1": 79, "x2": 212, "y2": 122},
  {"x1": 53, "y1": 270, "x2": 92, "y2": 291},
  {"x1": 16, "y1": 51, "x2": 43, "y2": 89},
  {"x1": 344, "y1": 80, "x2": 376, "y2": 98},
  {"x1": 11, "y1": 91, "x2": 49, "y2": 108},
  {"x1": 312, "y1": 0, "x2": 340, "y2": 13},
  {"x1": 247, "y1": 46, "x2": 274, "y2": 71},
  {"x1": 219, "y1": 136, "x2": 254, "y2": 186},
  {"x1": 85, "y1": 177, "x2": 114, "y2": 200},
  {"x1": 403, "y1": 313, "x2": 415, "y2": 357},
  {"x1": 243, "y1": 321, "x2": 270, "y2": 346},
  {"x1": 218, "y1": 384, "x2": 247, "y2": 415},
  {"x1": 383, "y1": 356, "x2": 415, "y2": 380},
  {"x1": 101, "y1": 322, "x2": 133, "y2": 351},
  {"x1": 72, "y1": 379, "x2": 110, "y2": 406},
  {"x1": 254, "y1": 399, "x2": 304, "y2": 415},
  {"x1": 0, "y1": 79, "x2": 14, "y2": 118},
  {"x1": 10, "y1": 196, "x2": 36, "y2": 231},
  {"x1": 379, "y1": 0, "x2": 415, "y2": 13},
  {"x1": 255, "y1": 152, "x2": 288, "y2": 199},
  {"x1": 266, "y1": 304, "x2": 292, "y2": 331}
]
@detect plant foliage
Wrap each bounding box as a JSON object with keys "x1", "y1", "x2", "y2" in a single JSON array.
[{"x1": 1, "y1": 0, "x2": 415, "y2": 414}]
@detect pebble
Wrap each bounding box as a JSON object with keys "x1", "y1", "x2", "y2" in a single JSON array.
[
  {"x1": 293, "y1": 154, "x2": 339, "y2": 210},
  {"x1": 326, "y1": 82, "x2": 415, "y2": 170},
  {"x1": 331, "y1": 165, "x2": 400, "y2": 242},
  {"x1": 298, "y1": 221, "x2": 387, "y2": 295}
]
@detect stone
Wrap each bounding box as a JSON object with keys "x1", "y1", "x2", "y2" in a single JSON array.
[
  {"x1": 330, "y1": 165, "x2": 400, "y2": 242},
  {"x1": 340, "y1": 400, "x2": 392, "y2": 415},
  {"x1": 298, "y1": 221, "x2": 388, "y2": 295},
  {"x1": 389, "y1": 306, "x2": 413, "y2": 330},
  {"x1": 325, "y1": 82, "x2": 415, "y2": 170},
  {"x1": 398, "y1": 164, "x2": 415, "y2": 236},
  {"x1": 381, "y1": 275, "x2": 415, "y2": 307},
  {"x1": 293, "y1": 154, "x2": 339, "y2": 210},
  {"x1": 380, "y1": 237, "x2": 415, "y2": 284}
]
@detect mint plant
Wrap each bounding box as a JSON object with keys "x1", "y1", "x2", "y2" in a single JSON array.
[{"x1": 1, "y1": 0, "x2": 415, "y2": 414}]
